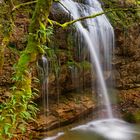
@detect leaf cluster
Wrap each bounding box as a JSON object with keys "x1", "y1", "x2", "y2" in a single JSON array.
[{"x1": 0, "y1": 92, "x2": 39, "y2": 138}]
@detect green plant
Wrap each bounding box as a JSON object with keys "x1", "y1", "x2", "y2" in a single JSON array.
[
  {"x1": 0, "y1": 90, "x2": 39, "y2": 139},
  {"x1": 0, "y1": 0, "x2": 54, "y2": 139},
  {"x1": 101, "y1": 0, "x2": 139, "y2": 29}
]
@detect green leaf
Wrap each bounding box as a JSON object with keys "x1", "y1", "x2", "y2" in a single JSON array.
[
  {"x1": 46, "y1": 26, "x2": 53, "y2": 37},
  {"x1": 9, "y1": 109, "x2": 14, "y2": 113},
  {"x1": 20, "y1": 111, "x2": 31, "y2": 120},
  {"x1": 32, "y1": 92, "x2": 39, "y2": 98},
  {"x1": 32, "y1": 77, "x2": 40, "y2": 83},
  {"x1": 18, "y1": 124, "x2": 26, "y2": 134},
  {"x1": 33, "y1": 88, "x2": 39, "y2": 93},
  {"x1": 11, "y1": 114, "x2": 17, "y2": 124},
  {"x1": 21, "y1": 95, "x2": 26, "y2": 103},
  {"x1": 10, "y1": 86, "x2": 17, "y2": 91},
  {"x1": 0, "y1": 116, "x2": 5, "y2": 122},
  {"x1": 3, "y1": 123, "x2": 12, "y2": 135},
  {"x1": 39, "y1": 21, "x2": 46, "y2": 31}
]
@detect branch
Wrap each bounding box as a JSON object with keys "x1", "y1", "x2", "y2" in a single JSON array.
[
  {"x1": 62, "y1": 11, "x2": 106, "y2": 28},
  {"x1": 48, "y1": 8, "x2": 140, "y2": 28},
  {"x1": 11, "y1": 0, "x2": 70, "y2": 14},
  {"x1": 12, "y1": 1, "x2": 37, "y2": 11},
  {"x1": 10, "y1": 0, "x2": 15, "y2": 9}
]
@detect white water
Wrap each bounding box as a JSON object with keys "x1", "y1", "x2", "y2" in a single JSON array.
[
  {"x1": 42, "y1": 56, "x2": 49, "y2": 112},
  {"x1": 44, "y1": 118, "x2": 140, "y2": 140},
  {"x1": 61, "y1": 0, "x2": 114, "y2": 118},
  {"x1": 43, "y1": 1, "x2": 140, "y2": 140},
  {"x1": 38, "y1": 56, "x2": 49, "y2": 128}
]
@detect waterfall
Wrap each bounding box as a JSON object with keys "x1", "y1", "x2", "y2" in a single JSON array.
[
  {"x1": 41, "y1": 56, "x2": 49, "y2": 112},
  {"x1": 60, "y1": 0, "x2": 114, "y2": 118},
  {"x1": 43, "y1": 1, "x2": 140, "y2": 140},
  {"x1": 38, "y1": 56, "x2": 49, "y2": 126},
  {"x1": 44, "y1": 0, "x2": 140, "y2": 140}
]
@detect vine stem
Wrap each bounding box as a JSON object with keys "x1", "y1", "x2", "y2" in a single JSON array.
[
  {"x1": 48, "y1": 8, "x2": 140, "y2": 28},
  {"x1": 12, "y1": 1, "x2": 37, "y2": 11}
]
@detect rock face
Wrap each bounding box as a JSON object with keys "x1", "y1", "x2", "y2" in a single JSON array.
[
  {"x1": 34, "y1": 90, "x2": 95, "y2": 138},
  {"x1": 113, "y1": 24, "x2": 140, "y2": 122},
  {"x1": 118, "y1": 88, "x2": 140, "y2": 123},
  {"x1": 114, "y1": 25, "x2": 140, "y2": 89}
]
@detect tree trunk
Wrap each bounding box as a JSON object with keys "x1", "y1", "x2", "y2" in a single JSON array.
[{"x1": 0, "y1": 0, "x2": 53, "y2": 139}]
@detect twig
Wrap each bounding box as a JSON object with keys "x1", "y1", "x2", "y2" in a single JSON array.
[
  {"x1": 12, "y1": 1, "x2": 37, "y2": 11},
  {"x1": 48, "y1": 7, "x2": 140, "y2": 28}
]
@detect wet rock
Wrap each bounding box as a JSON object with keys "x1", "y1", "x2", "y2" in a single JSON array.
[
  {"x1": 36, "y1": 115, "x2": 59, "y2": 131},
  {"x1": 35, "y1": 90, "x2": 96, "y2": 133},
  {"x1": 113, "y1": 23, "x2": 140, "y2": 89}
]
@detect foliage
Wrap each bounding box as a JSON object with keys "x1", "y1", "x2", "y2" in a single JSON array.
[
  {"x1": 0, "y1": 92, "x2": 38, "y2": 138},
  {"x1": 0, "y1": 0, "x2": 53, "y2": 139},
  {"x1": 101, "y1": 0, "x2": 140, "y2": 28}
]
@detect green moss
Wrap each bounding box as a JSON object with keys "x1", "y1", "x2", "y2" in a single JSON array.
[
  {"x1": 67, "y1": 32, "x2": 75, "y2": 61},
  {"x1": 101, "y1": 0, "x2": 139, "y2": 28},
  {"x1": 0, "y1": 0, "x2": 53, "y2": 139},
  {"x1": 123, "y1": 112, "x2": 136, "y2": 123},
  {"x1": 134, "y1": 111, "x2": 140, "y2": 123},
  {"x1": 81, "y1": 61, "x2": 92, "y2": 70}
]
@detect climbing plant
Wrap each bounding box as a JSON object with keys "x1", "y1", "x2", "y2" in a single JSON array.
[{"x1": 0, "y1": 0, "x2": 53, "y2": 139}]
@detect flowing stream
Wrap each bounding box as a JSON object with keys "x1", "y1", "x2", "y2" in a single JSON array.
[{"x1": 43, "y1": 0, "x2": 140, "y2": 139}]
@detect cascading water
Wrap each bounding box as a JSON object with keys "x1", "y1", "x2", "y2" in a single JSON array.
[
  {"x1": 42, "y1": 56, "x2": 49, "y2": 112},
  {"x1": 43, "y1": 0, "x2": 140, "y2": 139},
  {"x1": 38, "y1": 56, "x2": 49, "y2": 128},
  {"x1": 61, "y1": 0, "x2": 114, "y2": 118}
]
